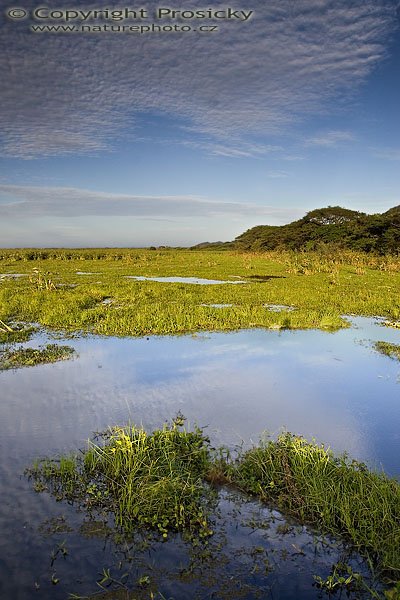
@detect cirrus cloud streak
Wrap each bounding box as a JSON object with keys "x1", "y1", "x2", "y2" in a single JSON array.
[{"x1": 0, "y1": 184, "x2": 301, "y2": 222}]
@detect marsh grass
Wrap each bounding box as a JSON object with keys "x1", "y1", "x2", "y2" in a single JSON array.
[
  {"x1": 1, "y1": 249, "x2": 399, "y2": 336},
  {"x1": 0, "y1": 320, "x2": 34, "y2": 344},
  {"x1": 0, "y1": 343, "x2": 75, "y2": 370},
  {"x1": 224, "y1": 432, "x2": 400, "y2": 576},
  {"x1": 29, "y1": 267, "x2": 56, "y2": 291},
  {"x1": 28, "y1": 420, "x2": 400, "y2": 580},
  {"x1": 29, "y1": 418, "x2": 215, "y2": 539},
  {"x1": 374, "y1": 341, "x2": 400, "y2": 361}
]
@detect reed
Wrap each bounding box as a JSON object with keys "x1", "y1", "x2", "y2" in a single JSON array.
[{"x1": 30, "y1": 418, "x2": 214, "y2": 539}]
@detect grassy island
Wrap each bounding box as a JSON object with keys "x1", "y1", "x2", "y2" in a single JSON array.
[{"x1": 28, "y1": 418, "x2": 400, "y2": 584}]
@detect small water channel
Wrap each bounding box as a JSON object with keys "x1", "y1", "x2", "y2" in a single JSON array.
[{"x1": 0, "y1": 317, "x2": 399, "y2": 599}]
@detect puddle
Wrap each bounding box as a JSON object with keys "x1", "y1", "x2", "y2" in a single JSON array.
[
  {"x1": 0, "y1": 273, "x2": 27, "y2": 280},
  {"x1": 201, "y1": 303, "x2": 234, "y2": 308},
  {"x1": 0, "y1": 316, "x2": 399, "y2": 599},
  {"x1": 125, "y1": 275, "x2": 246, "y2": 284},
  {"x1": 264, "y1": 303, "x2": 296, "y2": 312},
  {"x1": 75, "y1": 271, "x2": 102, "y2": 275}
]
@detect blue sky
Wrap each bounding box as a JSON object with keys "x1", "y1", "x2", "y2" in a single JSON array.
[{"x1": 1, "y1": 0, "x2": 399, "y2": 247}]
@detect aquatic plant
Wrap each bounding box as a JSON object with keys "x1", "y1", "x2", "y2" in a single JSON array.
[
  {"x1": 0, "y1": 320, "x2": 34, "y2": 344},
  {"x1": 374, "y1": 341, "x2": 400, "y2": 362},
  {"x1": 313, "y1": 562, "x2": 363, "y2": 593},
  {"x1": 28, "y1": 419, "x2": 400, "y2": 582},
  {"x1": 0, "y1": 343, "x2": 75, "y2": 370},
  {"x1": 29, "y1": 417, "x2": 215, "y2": 540},
  {"x1": 225, "y1": 432, "x2": 400, "y2": 576}
]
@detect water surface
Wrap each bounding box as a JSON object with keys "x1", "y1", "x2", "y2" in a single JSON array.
[
  {"x1": 0, "y1": 317, "x2": 399, "y2": 599},
  {"x1": 124, "y1": 275, "x2": 246, "y2": 284}
]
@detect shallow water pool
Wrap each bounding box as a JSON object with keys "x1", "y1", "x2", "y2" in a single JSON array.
[{"x1": 0, "y1": 317, "x2": 399, "y2": 599}]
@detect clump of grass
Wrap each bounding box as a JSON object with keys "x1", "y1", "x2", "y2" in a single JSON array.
[
  {"x1": 0, "y1": 319, "x2": 35, "y2": 344},
  {"x1": 374, "y1": 341, "x2": 400, "y2": 361},
  {"x1": 29, "y1": 267, "x2": 56, "y2": 291},
  {"x1": 29, "y1": 417, "x2": 215, "y2": 539},
  {"x1": 223, "y1": 432, "x2": 400, "y2": 576},
  {"x1": 0, "y1": 343, "x2": 75, "y2": 370},
  {"x1": 28, "y1": 418, "x2": 400, "y2": 581}
]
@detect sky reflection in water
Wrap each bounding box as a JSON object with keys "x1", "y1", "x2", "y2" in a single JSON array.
[{"x1": 0, "y1": 317, "x2": 399, "y2": 599}]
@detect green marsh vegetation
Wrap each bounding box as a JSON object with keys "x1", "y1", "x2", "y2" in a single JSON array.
[
  {"x1": 29, "y1": 416, "x2": 215, "y2": 540},
  {"x1": 28, "y1": 417, "x2": 400, "y2": 591},
  {"x1": 0, "y1": 248, "x2": 399, "y2": 336},
  {"x1": 0, "y1": 343, "x2": 75, "y2": 370},
  {"x1": 222, "y1": 433, "x2": 400, "y2": 577},
  {"x1": 374, "y1": 341, "x2": 400, "y2": 361},
  {"x1": 2, "y1": 247, "x2": 399, "y2": 595},
  {"x1": 0, "y1": 319, "x2": 35, "y2": 343},
  {"x1": 0, "y1": 317, "x2": 74, "y2": 369}
]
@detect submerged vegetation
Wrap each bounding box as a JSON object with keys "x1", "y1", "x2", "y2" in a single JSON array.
[
  {"x1": 0, "y1": 343, "x2": 75, "y2": 370},
  {"x1": 0, "y1": 248, "x2": 399, "y2": 336},
  {"x1": 374, "y1": 341, "x2": 400, "y2": 361},
  {"x1": 30, "y1": 417, "x2": 214, "y2": 540},
  {"x1": 0, "y1": 319, "x2": 35, "y2": 344},
  {"x1": 222, "y1": 433, "x2": 400, "y2": 577},
  {"x1": 28, "y1": 418, "x2": 400, "y2": 585}
]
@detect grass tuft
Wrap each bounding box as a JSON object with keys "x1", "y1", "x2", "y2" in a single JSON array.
[
  {"x1": 29, "y1": 418, "x2": 215, "y2": 539},
  {"x1": 28, "y1": 419, "x2": 400, "y2": 578},
  {"x1": 0, "y1": 343, "x2": 75, "y2": 370},
  {"x1": 374, "y1": 341, "x2": 400, "y2": 361},
  {"x1": 224, "y1": 432, "x2": 400, "y2": 575}
]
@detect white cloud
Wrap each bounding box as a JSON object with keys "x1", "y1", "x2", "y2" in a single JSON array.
[
  {"x1": 266, "y1": 170, "x2": 290, "y2": 179},
  {"x1": 0, "y1": 0, "x2": 397, "y2": 157},
  {"x1": 371, "y1": 147, "x2": 400, "y2": 161},
  {"x1": 183, "y1": 140, "x2": 282, "y2": 158},
  {"x1": 305, "y1": 130, "x2": 356, "y2": 147},
  {"x1": 0, "y1": 184, "x2": 307, "y2": 246},
  {"x1": 282, "y1": 155, "x2": 306, "y2": 161}
]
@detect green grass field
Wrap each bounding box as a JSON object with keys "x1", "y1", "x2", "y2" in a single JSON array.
[{"x1": 1, "y1": 248, "x2": 399, "y2": 336}]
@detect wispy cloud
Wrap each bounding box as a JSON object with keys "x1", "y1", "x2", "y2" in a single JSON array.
[
  {"x1": 282, "y1": 155, "x2": 306, "y2": 161},
  {"x1": 371, "y1": 147, "x2": 400, "y2": 160},
  {"x1": 183, "y1": 141, "x2": 282, "y2": 158},
  {"x1": 266, "y1": 170, "x2": 290, "y2": 179},
  {"x1": 0, "y1": 184, "x2": 299, "y2": 221},
  {"x1": 0, "y1": 0, "x2": 397, "y2": 157},
  {"x1": 305, "y1": 130, "x2": 356, "y2": 147}
]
